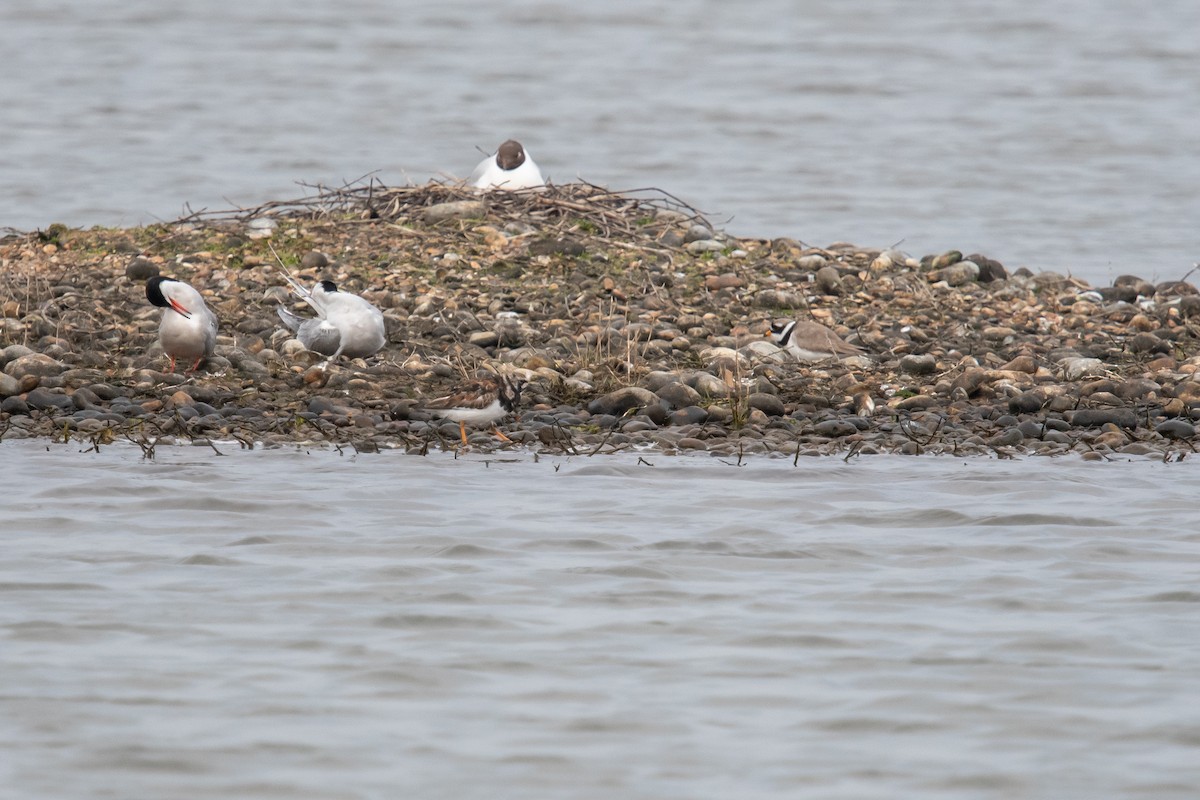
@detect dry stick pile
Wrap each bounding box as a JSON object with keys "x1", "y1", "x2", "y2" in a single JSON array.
[{"x1": 175, "y1": 179, "x2": 717, "y2": 251}]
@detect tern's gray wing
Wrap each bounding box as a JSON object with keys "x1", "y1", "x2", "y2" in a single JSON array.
[{"x1": 297, "y1": 318, "x2": 341, "y2": 356}]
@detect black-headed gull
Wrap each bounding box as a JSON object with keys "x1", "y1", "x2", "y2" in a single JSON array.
[{"x1": 468, "y1": 139, "x2": 544, "y2": 191}]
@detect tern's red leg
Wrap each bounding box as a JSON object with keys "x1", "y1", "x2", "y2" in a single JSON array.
[{"x1": 167, "y1": 356, "x2": 177, "y2": 372}]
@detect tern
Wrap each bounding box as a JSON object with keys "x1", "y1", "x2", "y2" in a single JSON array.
[
  {"x1": 145, "y1": 276, "x2": 219, "y2": 372},
  {"x1": 468, "y1": 139, "x2": 544, "y2": 191},
  {"x1": 277, "y1": 274, "x2": 386, "y2": 360}
]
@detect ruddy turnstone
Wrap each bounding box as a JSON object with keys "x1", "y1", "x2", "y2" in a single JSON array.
[
  {"x1": 767, "y1": 318, "x2": 864, "y2": 362},
  {"x1": 277, "y1": 273, "x2": 386, "y2": 359},
  {"x1": 145, "y1": 276, "x2": 219, "y2": 372},
  {"x1": 468, "y1": 139, "x2": 544, "y2": 191},
  {"x1": 424, "y1": 371, "x2": 527, "y2": 446}
]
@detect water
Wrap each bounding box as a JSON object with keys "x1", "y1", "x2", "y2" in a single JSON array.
[
  {"x1": 4, "y1": 4, "x2": 1200, "y2": 795},
  {"x1": 3, "y1": 441, "x2": 1199, "y2": 799},
  {"x1": 2, "y1": 1, "x2": 1199, "y2": 285}
]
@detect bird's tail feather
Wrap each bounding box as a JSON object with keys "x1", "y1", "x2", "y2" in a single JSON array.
[
  {"x1": 277, "y1": 305, "x2": 304, "y2": 332},
  {"x1": 278, "y1": 270, "x2": 326, "y2": 318}
]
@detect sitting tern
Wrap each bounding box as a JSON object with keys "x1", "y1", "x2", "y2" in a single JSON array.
[{"x1": 277, "y1": 273, "x2": 386, "y2": 360}]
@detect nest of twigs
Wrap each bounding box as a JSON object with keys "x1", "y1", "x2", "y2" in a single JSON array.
[{"x1": 174, "y1": 178, "x2": 716, "y2": 250}]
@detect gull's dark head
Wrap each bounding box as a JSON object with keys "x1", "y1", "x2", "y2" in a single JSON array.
[{"x1": 496, "y1": 140, "x2": 526, "y2": 171}]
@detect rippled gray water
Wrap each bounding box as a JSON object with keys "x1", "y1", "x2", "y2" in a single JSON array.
[
  {"x1": 4, "y1": 4, "x2": 1200, "y2": 795},
  {"x1": 2, "y1": 0, "x2": 1198, "y2": 284},
  {"x1": 3, "y1": 441, "x2": 1199, "y2": 799}
]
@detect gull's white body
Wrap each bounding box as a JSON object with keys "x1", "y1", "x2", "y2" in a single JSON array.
[
  {"x1": 279, "y1": 275, "x2": 385, "y2": 359},
  {"x1": 468, "y1": 140, "x2": 544, "y2": 191}
]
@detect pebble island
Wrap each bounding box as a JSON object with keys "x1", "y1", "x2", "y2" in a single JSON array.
[{"x1": 2, "y1": 183, "x2": 1198, "y2": 459}]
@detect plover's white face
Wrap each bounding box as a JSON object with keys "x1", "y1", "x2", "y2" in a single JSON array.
[{"x1": 767, "y1": 320, "x2": 793, "y2": 346}]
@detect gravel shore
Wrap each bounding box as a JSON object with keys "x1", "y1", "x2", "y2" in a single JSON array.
[{"x1": 3, "y1": 183, "x2": 1198, "y2": 459}]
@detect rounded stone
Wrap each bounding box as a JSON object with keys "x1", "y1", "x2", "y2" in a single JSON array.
[
  {"x1": 0, "y1": 373, "x2": 20, "y2": 398},
  {"x1": 812, "y1": 419, "x2": 859, "y2": 437},
  {"x1": 468, "y1": 330, "x2": 500, "y2": 348},
  {"x1": 1008, "y1": 391, "x2": 1047, "y2": 414},
  {"x1": 930, "y1": 261, "x2": 980, "y2": 287},
  {"x1": 1, "y1": 396, "x2": 30, "y2": 415},
  {"x1": 967, "y1": 254, "x2": 1008, "y2": 283},
  {"x1": 1154, "y1": 419, "x2": 1195, "y2": 439},
  {"x1": 1016, "y1": 420, "x2": 1047, "y2": 438},
  {"x1": 1129, "y1": 332, "x2": 1167, "y2": 355},
  {"x1": 814, "y1": 266, "x2": 843, "y2": 294},
  {"x1": 989, "y1": 428, "x2": 1025, "y2": 447},
  {"x1": 669, "y1": 406, "x2": 710, "y2": 426},
  {"x1": 654, "y1": 381, "x2": 703, "y2": 410},
  {"x1": 1, "y1": 344, "x2": 35, "y2": 368},
  {"x1": 1069, "y1": 409, "x2": 1138, "y2": 429},
  {"x1": 25, "y1": 387, "x2": 75, "y2": 413},
  {"x1": 424, "y1": 200, "x2": 485, "y2": 222},
  {"x1": 641, "y1": 370, "x2": 679, "y2": 392},
  {"x1": 125, "y1": 257, "x2": 159, "y2": 281},
  {"x1": 899, "y1": 354, "x2": 937, "y2": 376},
  {"x1": 586, "y1": 387, "x2": 664, "y2": 417},
  {"x1": 927, "y1": 250, "x2": 963, "y2": 269},
  {"x1": 746, "y1": 393, "x2": 786, "y2": 416},
  {"x1": 301, "y1": 250, "x2": 330, "y2": 269},
  {"x1": 703, "y1": 273, "x2": 742, "y2": 290},
  {"x1": 70, "y1": 387, "x2": 101, "y2": 410},
  {"x1": 688, "y1": 372, "x2": 731, "y2": 399},
  {"x1": 686, "y1": 239, "x2": 725, "y2": 254},
  {"x1": 4, "y1": 353, "x2": 65, "y2": 380},
  {"x1": 951, "y1": 368, "x2": 989, "y2": 397}
]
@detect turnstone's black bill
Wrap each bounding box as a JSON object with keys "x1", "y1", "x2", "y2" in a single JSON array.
[
  {"x1": 424, "y1": 372, "x2": 527, "y2": 446},
  {"x1": 145, "y1": 276, "x2": 219, "y2": 373},
  {"x1": 277, "y1": 271, "x2": 386, "y2": 360},
  {"x1": 767, "y1": 319, "x2": 864, "y2": 362},
  {"x1": 468, "y1": 139, "x2": 545, "y2": 191}
]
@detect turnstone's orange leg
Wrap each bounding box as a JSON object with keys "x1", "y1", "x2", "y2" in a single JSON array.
[
  {"x1": 492, "y1": 427, "x2": 512, "y2": 442},
  {"x1": 458, "y1": 421, "x2": 469, "y2": 446}
]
